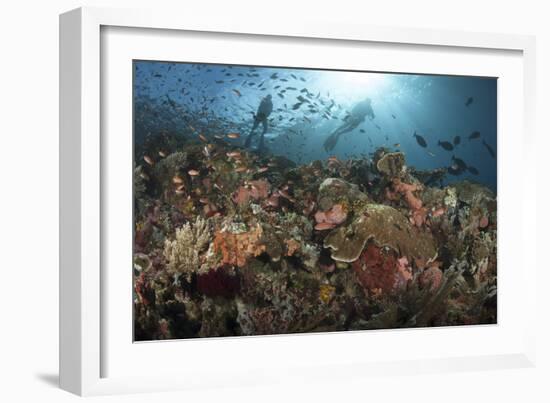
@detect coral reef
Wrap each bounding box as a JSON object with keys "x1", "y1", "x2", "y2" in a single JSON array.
[{"x1": 133, "y1": 140, "x2": 498, "y2": 340}]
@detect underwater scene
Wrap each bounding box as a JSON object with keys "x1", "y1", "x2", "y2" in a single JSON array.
[{"x1": 133, "y1": 61, "x2": 497, "y2": 341}]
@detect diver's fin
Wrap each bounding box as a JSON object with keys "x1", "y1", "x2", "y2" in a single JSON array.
[{"x1": 323, "y1": 133, "x2": 339, "y2": 151}]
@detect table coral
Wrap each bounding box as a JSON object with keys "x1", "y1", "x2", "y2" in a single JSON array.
[{"x1": 324, "y1": 203, "x2": 437, "y2": 263}]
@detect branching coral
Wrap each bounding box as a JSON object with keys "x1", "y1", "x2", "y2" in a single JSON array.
[{"x1": 163, "y1": 216, "x2": 211, "y2": 280}]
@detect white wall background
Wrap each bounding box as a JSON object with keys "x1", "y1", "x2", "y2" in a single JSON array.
[{"x1": 0, "y1": 0, "x2": 547, "y2": 402}]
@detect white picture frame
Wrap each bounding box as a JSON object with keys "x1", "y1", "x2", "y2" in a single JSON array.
[{"x1": 60, "y1": 6, "x2": 537, "y2": 396}]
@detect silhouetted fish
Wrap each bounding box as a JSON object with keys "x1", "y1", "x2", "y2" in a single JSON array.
[
  {"x1": 482, "y1": 140, "x2": 496, "y2": 158},
  {"x1": 438, "y1": 140, "x2": 454, "y2": 151},
  {"x1": 413, "y1": 131, "x2": 427, "y2": 148},
  {"x1": 469, "y1": 131, "x2": 481, "y2": 140},
  {"x1": 465, "y1": 97, "x2": 474, "y2": 107},
  {"x1": 467, "y1": 166, "x2": 479, "y2": 175},
  {"x1": 447, "y1": 165, "x2": 463, "y2": 176},
  {"x1": 453, "y1": 135, "x2": 461, "y2": 146},
  {"x1": 452, "y1": 155, "x2": 467, "y2": 170}
]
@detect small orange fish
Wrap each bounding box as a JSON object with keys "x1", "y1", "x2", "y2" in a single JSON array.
[
  {"x1": 226, "y1": 151, "x2": 241, "y2": 158},
  {"x1": 431, "y1": 207, "x2": 446, "y2": 218},
  {"x1": 199, "y1": 134, "x2": 208, "y2": 142},
  {"x1": 227, "y1": 133, "x2": 240, "y2": 139},
  {"x1": 214, "y1": 134, "x2": 224, "y2": 139},
  {"x1": 172, "y1": 175, "x2": 184, "y2": 184},
  {"x1": 143, "y1": 155, "x2": 154, "y2": 166},
  {"x1": 267, "y1": 162, "x2": 277, "y2": 167},
  {"x1": 235, "y1": 166, "x2": 248, "y2": 173},
  {"x1": 278, "y1": 190, "x2": 296, "y2": 203},
  {"x1": 199, "y1": 197, "x2": 209, "y2": 204},
  {"x1": 158, "y1": 150, "x2": 167, "y2": 158},
  {"x1": 188, "y1": 169, "x2": 200, "y2": 176},
  {"x1": 314, "y1": 222, "x2": 336, "y2": 231},
  {"x1": 139, "y1": 172, "x2": 149, "y2": 180},
  {"x1": 175, "y1": 189, "x2": 185, "y2": 195},
  {"x1": 327, "y1": 156, "x2": 339, "y2": 163},
  {"x1": 175, "y1": 184, "x2": 185, "y2": 191},
  {"x1": 257, "y1": 167, "x2": 269, "y2": 173}
]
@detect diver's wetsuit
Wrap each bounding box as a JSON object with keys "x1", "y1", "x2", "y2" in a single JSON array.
[
  {"x1": 323, "y1": 98, "x2": 375, "y2": 152},
  {"x1": 244, "y1": 95, "x2": 273, "y2": 152}
]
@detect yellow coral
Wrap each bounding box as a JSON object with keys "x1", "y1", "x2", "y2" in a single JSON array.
[{"x1": 319, "y1": 284, "x2": 335, "y2": 304}]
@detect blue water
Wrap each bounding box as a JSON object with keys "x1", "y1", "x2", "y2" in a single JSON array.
[{"x1": 134, "y1": 61, "x2": 497, "y2": 192}]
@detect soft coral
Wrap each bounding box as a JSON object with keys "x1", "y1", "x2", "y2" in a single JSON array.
[{"x1": 386, "y1": 178, "x2": 427, "y2": 227}]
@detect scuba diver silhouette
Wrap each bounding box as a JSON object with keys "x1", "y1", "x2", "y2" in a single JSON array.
[
  {"x1": 323, "y1": 97, "x2": 375, "y2": 152},
  {"x1": 244, "y1": 94, "x2": 273, "y2": 152}
]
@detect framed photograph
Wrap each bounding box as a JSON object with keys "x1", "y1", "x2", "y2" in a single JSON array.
[{"x1": 60, "y1": 7, "x2": 537, "y2": 396}]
